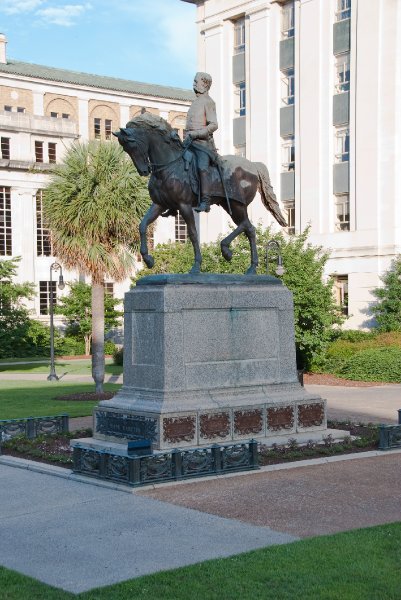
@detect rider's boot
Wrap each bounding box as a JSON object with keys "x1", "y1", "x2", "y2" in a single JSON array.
[
  {"x1": 195, "y1": 196, "x2": 211, "y2": 213},
  {"x1": 195, "y1": 171, "x2": 212, "y2": 213}
]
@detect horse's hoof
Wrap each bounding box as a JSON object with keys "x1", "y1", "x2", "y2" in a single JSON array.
[
  {"x1": 245, "y1": 266, "x2": 257, "y2": 275},
  {"x1": 221, "y1": 244, "x2": 233, "y2": 262},
  {"x1": 189, "y1": 265, "x2": 201, "y2": 275},
  {"x1": 143, "y1": 254, "x2": 154, "y2": 269}
]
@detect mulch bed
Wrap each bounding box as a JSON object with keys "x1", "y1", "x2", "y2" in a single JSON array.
[
  {"x1": 303, "y1": 373, "x2": 391, "y2": 387},
  {"x1": 1, "y1": 429, "x2": 92, "y2": 468}
]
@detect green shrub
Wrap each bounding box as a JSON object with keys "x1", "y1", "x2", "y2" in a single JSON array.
[
  {"x1": 338, "y1": 347, "x2": 401, "y2": 382},
  {"x1": 104, "y1": 340, "x2": 117, "y2": 355},
  {"x1": 113, "y1": 346, "x2": 123, "y2": 366},
  {"x1": 56, "y1": 336, "x2": 85, "y2": 356},
  {"x1": 314, "y1": 329, "x2": 401, "y2": 375},
  {"x1": 335, "y1": 329, "x2": 376, "y2": 343}
]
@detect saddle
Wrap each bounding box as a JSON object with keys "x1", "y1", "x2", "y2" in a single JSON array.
[{"x1": 183, "y1": 143, "x2": 247, "y2": 206}]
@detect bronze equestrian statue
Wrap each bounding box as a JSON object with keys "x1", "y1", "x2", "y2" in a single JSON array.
[{"x1": 114, "y1": 72, "x2": 287, "y2": 275}]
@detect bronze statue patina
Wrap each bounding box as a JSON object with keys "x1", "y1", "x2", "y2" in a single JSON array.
[
  {"x1": 114, "y1": 83, "x2": 287, "y2": 275},
  {"x1": 185, "y1": 71, "x2": 218, "y2": 213}
]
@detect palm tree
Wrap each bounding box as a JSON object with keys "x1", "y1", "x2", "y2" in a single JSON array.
[{"x1": 43, "y1": 140, "x2": 150, "y2": 392}]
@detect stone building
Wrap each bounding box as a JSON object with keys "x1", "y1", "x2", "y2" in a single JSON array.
[
  {"x1": 182, "y1": 0, "x2": 401, "y2": 328},
  {"x1": 0, "y1": 33, "x2": 192, "y2": 321}
]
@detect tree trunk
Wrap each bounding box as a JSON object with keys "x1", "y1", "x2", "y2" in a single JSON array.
[
  {"x1": 84, "y1": 335, "x2": 91, "y2": 357},
  {"x1": 91, "y1": 281, "x2": 105, "y2": 393}
]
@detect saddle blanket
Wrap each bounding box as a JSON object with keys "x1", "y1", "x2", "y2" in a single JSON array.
[{"x1": 185, "y1": 150, "x2": 251, "y2": 205}]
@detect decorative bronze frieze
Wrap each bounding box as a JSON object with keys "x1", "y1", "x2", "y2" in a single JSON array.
[
  {"x1": 163, "y1": 416, "x2": 196, "y2": 444},
  {"x1": 200, "y1": 412, "x2": 230, "y2": 439},
  {"x1": 298, "y1": 403, "x2": 325, "y2": 428},
  {"x1": 234, "y1": 409, "x2": 263, "y2": 435},
  {"x1": 267, "y1": 406, "x2": 294, "y2": 431}
]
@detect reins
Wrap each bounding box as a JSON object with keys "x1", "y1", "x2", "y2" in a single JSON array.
[{"x1": 133, "y1": 133, "x2": 187, "y2": 175}]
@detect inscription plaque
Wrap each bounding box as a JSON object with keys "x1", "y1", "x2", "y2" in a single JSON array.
[
  {"x1": 298, "y1": 403, "x2": 325, "y2": 428},
  {"x1": 96, "y1": 411, "x2": 157, "y2": 441},
  {"x1": 234, "y1": 409, "x2": 263, "y2": 435},
  {"x1": 163, "y1": 416, "x2": 196, "y2": 444},
  {"x1": 267, "y1": 406, "x2": 294, "y2": 431},
  {"x1": 200, "y1": 412, "x2": 230, "y2": 440}
]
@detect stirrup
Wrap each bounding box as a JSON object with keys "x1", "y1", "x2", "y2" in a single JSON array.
[{"x1": 161, "y1": 208, "x2": 178, "y2": 218}]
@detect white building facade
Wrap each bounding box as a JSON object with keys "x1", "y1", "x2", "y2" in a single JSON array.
[
  {"x1": 0, "y1": 34, "x2": 192, "y2": 321},
  {"x1": 183, "y1": 0, "x2": 401, "y2": 329}
]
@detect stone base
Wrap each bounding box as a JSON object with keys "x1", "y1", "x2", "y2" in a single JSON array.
[
  {"x1": 81, "y1": 275, "x2": 332, "y2": 452},
  {"x1": 93, "y1": 390, "x2": 327, "y2": 450}
]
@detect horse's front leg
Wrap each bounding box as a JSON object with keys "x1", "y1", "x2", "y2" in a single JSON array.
[
  {"x1": 139, "y1": 203, "x2": 163, "y2": 269},
  {"x1": 179, "y1": 204, "x2": 202, "y2": 274}
]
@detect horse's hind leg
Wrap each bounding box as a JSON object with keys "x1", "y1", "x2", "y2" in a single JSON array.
[
  {"x1": 221, "y1": 202, "x2": 259, "y2": 274},
  {"x1": 178, "y1": 203, "x2": 202, "y2": 274},
  {"x1": 220, "y1": 203, "x2": 247, "y2": 262},
  {"x1": 243, "y1": 220, "x2": 258, "y2": 275},
  {"x1": 139, "y1": 203, "x2": 163, "y2": 269}
]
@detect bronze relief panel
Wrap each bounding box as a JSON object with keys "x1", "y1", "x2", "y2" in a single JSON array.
[
  {"x1": 267, "y1": 406, "x2": 294, "y2": 432},
  {"x1": 234, "y1": 409, "x2": 263, "y2": 436},
  {"x1": 163, "y1": 416, "x2": 196, "y2": 444},
  {"x1": 200, "y1": 412, "x2": 231, "y2": 440},
  {"x1": 298, "y1": 403, "x2": 325, "y2": 428}
]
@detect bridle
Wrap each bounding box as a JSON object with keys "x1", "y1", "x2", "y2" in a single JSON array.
[{"x1": 127, "y1": 131, "x2": 188, "y2": 176}]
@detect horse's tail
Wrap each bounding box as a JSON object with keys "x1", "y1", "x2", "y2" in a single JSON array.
[{"x1": 255, "y1": 162, "x2": 287, "y2": 227}]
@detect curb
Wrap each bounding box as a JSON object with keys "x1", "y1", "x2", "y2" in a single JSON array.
[{"x1": 2, "y1": 447, "x2": 401, "y2": 494}]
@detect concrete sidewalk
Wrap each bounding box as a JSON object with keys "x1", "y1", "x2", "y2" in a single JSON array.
[
  {"x1": 1, "y1": 449, "x2": 401, "y2": 593},
  {"x1": 305, "y1": 383, "x2": 401, "y2": 424},
  {"x1": 0, "y1": 461, "x2": 295, "y2": 594}
]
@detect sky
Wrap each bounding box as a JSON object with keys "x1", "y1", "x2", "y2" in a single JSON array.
[{"x1": 0, "y1": 0, "x2": 197, "y2": 90}]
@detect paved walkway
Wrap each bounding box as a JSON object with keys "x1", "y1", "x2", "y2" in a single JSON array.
[
  {"x1": 0, "y1": 461, "x2": 295, "y2": 594},
  {"x1": 1, "y1": 449, "x2": 401, "y2": 593},
  {"x1": 305, "y1": 383, "x2": 400, "y2": 424}
]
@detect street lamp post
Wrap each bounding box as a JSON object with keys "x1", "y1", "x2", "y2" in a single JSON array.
[
  {"x1": 266, "y1": 240, "x2": 285, "y2": 276},
  {"x1": 47, "y1": 262, "x2": 65, "y2": 382}
]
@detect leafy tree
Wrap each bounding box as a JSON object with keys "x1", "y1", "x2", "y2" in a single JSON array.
[
  {"x1": 371, "y1": 256, "x2": 401, "y2": 331},
  {"x1": 0, "y1": 257, "x2": 33, "y2": 357},
  {"x1": 0, "y1": 258, "x2": 49, "y2": 358},
  {"x1": 56, "y1": 281, "x2": 122, "y2": 355},
  {"x1": 136, "y1": 226, "x2": 342, "y2": 369},
  {"x1": 43, "y1": 141, "x2": 150, "y2": 391}
]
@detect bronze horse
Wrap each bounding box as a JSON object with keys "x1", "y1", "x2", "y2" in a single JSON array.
[{"x1": 114, "y1": 112, "x2": 286, "y2": 274}]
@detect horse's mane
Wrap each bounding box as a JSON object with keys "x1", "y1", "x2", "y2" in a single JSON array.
[{"x1": 126, "y1": 112, "x2": 183, "y2": 149}]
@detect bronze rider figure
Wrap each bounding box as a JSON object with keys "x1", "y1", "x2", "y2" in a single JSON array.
[{"x1": 184, "y1": 71, "x2": 218, "y2": 213}]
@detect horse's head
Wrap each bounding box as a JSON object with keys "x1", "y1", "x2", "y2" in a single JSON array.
[{"x1": 113, "y1": 127, "x2": 150, "y2": 176}]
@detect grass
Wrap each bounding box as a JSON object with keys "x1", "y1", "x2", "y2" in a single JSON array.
[
  {"x1": 1, "y1": 523, "x2": 401, "y2": 599},
  {"x1": 0, "y1": 381, "x2": 121, "y2": 419},
  {"x1": 0, "y1": 358, "x2": 122, "y2": 376}
]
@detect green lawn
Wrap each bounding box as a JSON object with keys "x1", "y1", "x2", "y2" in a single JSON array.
[
  {"x1": 0, "y1": 381, "x2": 121, "y2": 419},
  {"x1": 0, "y1": 358, "x2": 122, "y2": 376},
  {"x1": 1, "y1": 523, "x2": 400, "y2": 599}
]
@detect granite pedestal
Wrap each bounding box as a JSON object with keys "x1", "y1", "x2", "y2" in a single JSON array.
[{"x1": 83, "y1": 274, "x2": 331, "y2": 451}]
